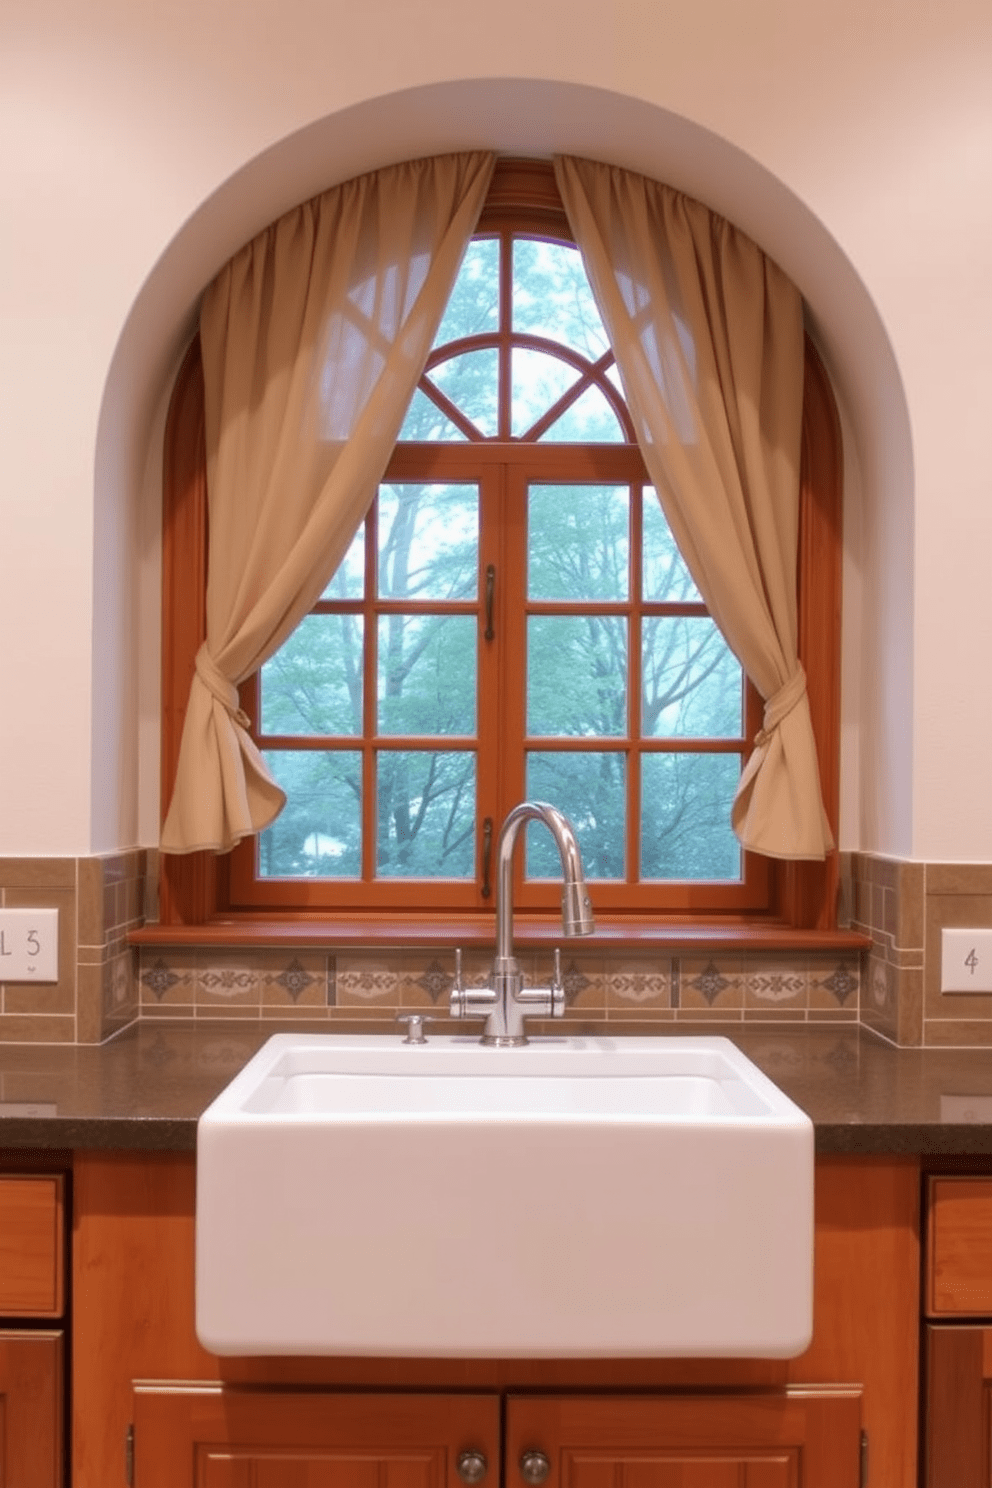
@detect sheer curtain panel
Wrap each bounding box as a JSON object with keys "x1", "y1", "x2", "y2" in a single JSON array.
[
  {"x1": 555, "y1": 156, "x2": 833, "y2": 860},
  {"x1": 161, "y1": 152, "x2": 495, "y2": 854}
]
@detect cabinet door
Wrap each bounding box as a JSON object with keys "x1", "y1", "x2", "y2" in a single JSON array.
[
  {"x1": 506, "y1": 1390, "x2": 863, "y2": 1488},
  {"x1": 927, "y1": 1178, "x2": 992, "y2": 1316},
  {"x1": 132, "y1": 1387, "x2": 500, "y2": 1488},
  {"x1": 0, "y1": 1175, "x2": 65, "y2": 1316},
  {"x1": 0, "y1": 1331, "x2": 64, "y2": 1488},
  {"x1": 925, "y1": 1324, "x2": 992, "y2": 1488}
]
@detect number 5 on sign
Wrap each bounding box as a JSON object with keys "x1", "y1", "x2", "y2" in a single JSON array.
[{"x1": 942, "y1": 928, "x2": 992, "y2": 993}]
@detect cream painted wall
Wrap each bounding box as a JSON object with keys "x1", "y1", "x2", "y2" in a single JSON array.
[{"x1": 1, "y1": 0, "x2": 989, "y2": 861}]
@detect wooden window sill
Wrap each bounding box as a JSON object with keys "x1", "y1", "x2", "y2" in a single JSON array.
[{"x1": 130, "y1": 917, "x2": 869, "y2": 955}]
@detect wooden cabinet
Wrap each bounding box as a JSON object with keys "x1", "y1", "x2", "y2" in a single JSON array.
[
  {"x1": 0, "y1": 1331, "x2": 64, "y2": 1488},
  {"x1": 132, "y1": 1387, "x2": 499, "y2": 1488},
  {"x1": 128, "y1": 1384, "x2": 863, "y2": 1488},
  {"x1": 924, "y1": 1177, "x2": 992, "y2": 1486},
  {"x1": 0, "y1": 1174, "x2": 65, "y2": 1316},
  {"x1": 507, "y1": 1390, "x2": 863, "y2": 1488},
  {"x1": 0, "y1": 1172, "x2": 66, "y2": 1487},
  {"x1": 73, "y1": 1152, "x2": 921, "y2": 1488}
]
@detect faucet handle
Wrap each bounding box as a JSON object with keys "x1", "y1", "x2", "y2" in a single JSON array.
[
  {"x1": 549, "y1": 948, "x2": 566, "y2": 1017},
  {"x1": 449, "y1": 948, "x2": 467, "y2": 1017},
  {"x1": 449, "y1": 948, "x2": 496, "y2": 1019}
]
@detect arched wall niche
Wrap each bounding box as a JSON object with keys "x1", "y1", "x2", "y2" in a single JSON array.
[{"x1": 92, "y1": 77, "x2": 914, "y2": 857}]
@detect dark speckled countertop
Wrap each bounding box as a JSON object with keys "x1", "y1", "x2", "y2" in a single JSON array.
[{"x1": 2, "y1": 1021, "x2": 992, "y2": 1156}]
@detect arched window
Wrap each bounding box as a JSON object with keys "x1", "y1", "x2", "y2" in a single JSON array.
[{"x1": 160, "y1": 161, "x2": 842, "y2": 932}]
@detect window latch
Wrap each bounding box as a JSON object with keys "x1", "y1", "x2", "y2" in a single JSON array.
[
  {"x1": 484, "y1": 564, "x2": 496, "y2": 640},
  {"x1": 481, "y1": 816, "x2": 493, "y2": 898}
]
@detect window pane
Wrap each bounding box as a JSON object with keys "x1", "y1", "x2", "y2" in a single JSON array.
[
  {"x1": 512, "y1": 348, "x2": 578, "y2": 436},
  {"x1": 398, "y1": 386, "x2": 468, "y2": 442},
  {"x1": 258, "y1": 750, "x2": 361, "y2": 878},
  {"x1": 642, "y1": 618, "x2": 743, "y2": 738},
  {"x1": 376, "y1": 750, "x2": 476, "y2": 878},
  {"x1": 512, "y1": 239, "x2": 610, "y2": 360},
  {"x1": 528, "y1": 485, "x2": 629, "y2": 601},
  {"x1": 430, "y1": 350, "x2": 499, "y2": 437},
  {"x1": 538, "y1": 383, "x2": 624, "y2": 443},
  {"x1": 320, "y1": 523, "x2": 365, "y2": 600},
  {"x1": 528, "y1": 615, "x2": 627, "y2": 738},
  {"x1": 526, "y1": 751, "x2": 625, "y2": 881},
  {"x1": 378, "y1": 483, "x2": 479, "y2": 601},
  {"x1": 434, "y1": 238, "x2": 500, "y2": 346},
  {"x1": 378, "y1": 615, "x2": 477, "y2": 736},
  {"x1": 640, "y1": 753, "x2": 742, "y2": 881},
  {"x1": 260, "y1": 616, "x2": 363, "y2": 737},
  {"x1": 643, "y1": 491, "x2": 701, "y2": 602}
]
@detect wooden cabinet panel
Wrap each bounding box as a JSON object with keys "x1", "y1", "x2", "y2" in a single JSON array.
[
  {"x1": 506, "y1": 1390, "x2": 863, "y2": 1488},
  {"x1": 0, "y1": 1330, "x2": 63, "y2": 1488},
  {"x1": 927, "y1": 1177, "x2": 992, "y2": 1316},
  {"x1": 924, "y1": 1325, "x2": 992, "y2": 1488},
  {"x1": 0, "y1": 1175, "x2": 64, "y2": 1316},
  {"x1": 132, "y1": 1386, "x2": 500, "y2": 1488},
  {"x1": 927, "y1": 1177, "x2": 992, "y2": 1317}
]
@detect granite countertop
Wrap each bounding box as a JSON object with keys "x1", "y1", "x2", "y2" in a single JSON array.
[{"x1": 2, "y1": 1020, "x2": 992, "y2": 1156}]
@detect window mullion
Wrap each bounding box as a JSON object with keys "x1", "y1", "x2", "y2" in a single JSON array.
[
  {"x1": 628, "y1": 483, "x2": 643, "y2": 887},
  {"x1": 498, "y1": 229, "x2": 513, "y2": 442},
  {"x1": 476, "y1": 466, "x2": 503, "y2": 905},
  {"x1": 499, "y1": 460, "x2": 529, "y2": 834},
  {"x1": 361, "y1": 499, "x2": 379, "y2": 884}
]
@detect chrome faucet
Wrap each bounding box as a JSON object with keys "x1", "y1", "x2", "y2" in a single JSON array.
[{"x1": 450, "y1": 801, "x2": 595, "y2": 1045}]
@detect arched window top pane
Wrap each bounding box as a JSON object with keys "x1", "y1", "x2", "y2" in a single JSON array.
[
  {"x1": 511, "y1": 347, "x2": 578, "y2": 437},
  {"x1": 433, "y1": 237, "x2": 500, "y2": 347},
  {"x1": 512, "y1": 239, "x2": 610, "y2": 360},
  {"x1": 538, "y1": 383, "x2": 625, "y2": 443},
  {"x1": 398, "y1": 386, "x2": 468, "y2": 442},
  {"x1": 430, "y1": 348, "x2": 499, "y2": 437}
]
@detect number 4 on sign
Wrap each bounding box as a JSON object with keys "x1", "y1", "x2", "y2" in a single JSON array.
[{"x1": 941, "y1": 929, "x2": 992, "y2": 993}]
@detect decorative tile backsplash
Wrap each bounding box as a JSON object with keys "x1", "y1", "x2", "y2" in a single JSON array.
[
  {"x1": 845, "y1": 851, "x2": 992, "y2": 1048},
  {"x1": 136, "y1": 943, "x2": 861, "y2": 1032},
  {"x1": 10, "y1": 847, "x2": 992, "y2": 1047},
  {"x1": 0, "y1": 851, "x2": 145, "y2": 1044}
]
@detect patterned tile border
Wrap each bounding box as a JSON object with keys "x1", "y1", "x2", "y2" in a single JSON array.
[{"x1": 135, "y1": 945, "x2": 861, "y2": 1032}]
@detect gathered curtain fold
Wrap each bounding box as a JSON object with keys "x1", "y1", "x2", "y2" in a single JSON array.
[
  {"x1": 555, "y1": 155, "x2": 833, "y2": 860},
  {"x1": 161, "y1": 151, "x2": 496, "y2": 854}
]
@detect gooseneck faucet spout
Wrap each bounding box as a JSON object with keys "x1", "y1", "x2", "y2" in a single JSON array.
[
  {"x1": 450, "y1": 801, "x2": 595, "y2": 1046},
  {"x1": 495, "y1": 801, "x2": 595, "y2": 963}
]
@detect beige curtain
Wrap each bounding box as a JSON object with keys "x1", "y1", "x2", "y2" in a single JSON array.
[
  {"x1": 555, "y1": 156, "x2": 832, "y2": 860},
  {"x1": 161, "y1": 152, "x2": 495, "y2": 853}
]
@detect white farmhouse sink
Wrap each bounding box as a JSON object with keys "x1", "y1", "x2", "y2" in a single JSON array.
[{"x1": 196, "y1": 1033, "x2": 813, "y2": 1359}]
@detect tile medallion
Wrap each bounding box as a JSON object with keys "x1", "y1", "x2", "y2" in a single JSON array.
[{"x1": 679, "y1": 958, "x2": 744, "y2": 1011}]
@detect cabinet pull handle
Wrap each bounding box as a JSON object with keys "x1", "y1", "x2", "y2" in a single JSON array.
[
  {"x1": 481, "y1": 816, "x2": 493, "y2": 899},
  {"x1": 457, "y1": 1449, "x2": 489, "y2": 1484},
  {"x1": 520, "y1": 1451, "x2": 551, "y2": 1485},
  {"x1": 484, "y1": 564, "x2": 496, "y2": 640}
]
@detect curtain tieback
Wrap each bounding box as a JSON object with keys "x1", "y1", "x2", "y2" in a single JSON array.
[
  {"x1": 195, "y1": 645, "x2": 251, "y2": 730},
  {"x1": 754, "y1": 665, "x2": 808, "y2": 749}
]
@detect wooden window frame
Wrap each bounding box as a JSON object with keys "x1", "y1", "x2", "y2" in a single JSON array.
[{"x1": 157, "y1": 162, "x2": 843, "y2": 934}]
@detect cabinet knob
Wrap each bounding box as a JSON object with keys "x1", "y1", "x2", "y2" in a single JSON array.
[
  {"x1": 519, "y1": 1450, "x2": 551, "y2": 1485},
  {"x1": 457, "y1": 1450, "x2": 489, "y2": 1484}
]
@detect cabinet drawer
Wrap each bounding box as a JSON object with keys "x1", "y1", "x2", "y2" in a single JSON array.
[
  {"x1": 0, "y1": 1176, "x2": 65, "y2": 1317},
  {"x1": 927, "y1": 1176, "x2": 992, "y2": 1316},
  {"x1": 0, "y1": 1331, "x2": 63, "y2": 1488}
]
